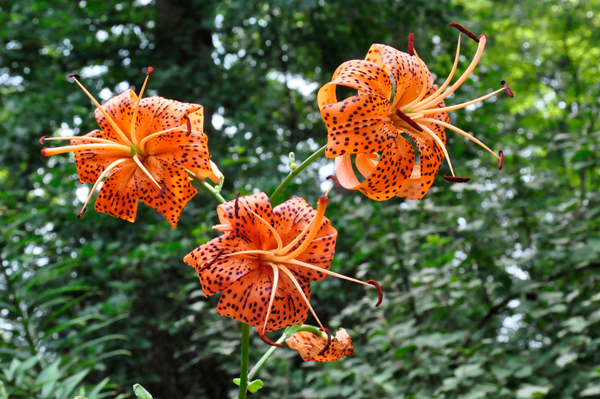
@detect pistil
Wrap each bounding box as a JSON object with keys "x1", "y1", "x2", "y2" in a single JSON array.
[
  {"x1": 130, "y1": 67, "x2": 154, "y2": 151},
  {"x1": 41, "y1": 143, "x2": 130, "y2": 157}
]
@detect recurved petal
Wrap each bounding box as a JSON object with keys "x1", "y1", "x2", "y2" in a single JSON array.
[
  {"x1": 72, "y1": 129, "x2": 127, "y2": 184},
  {"x1": 133, "y1": 156, "x2": 198, "y2": 228},
  {"x1": 94, "y1": 89, "x2": 138, "y2": 143},
  {"x1": 335, "y1": 135, "x2": 415, "y2": 201},
  {"x1": 286, "y1": 327, "x2": 354, "y2": 362},
  {"x1": 216, "y1": 192, "x2": 276, "y2": 250},
  {"x1": 94, "y1": 161, "x2": 138, "y2": 222},
  {"x1": 216, "y1": 266, "x2": 310, "y2": 332},
  {"x1": 400, "y1": 132, "x2": 445, "y2": 200},
  {"x1": 320, "y1": 94, "x2": 396, "y2": 158},
  {"x1": 318, "y1": 60, "x2": 393, "y2": 107}
]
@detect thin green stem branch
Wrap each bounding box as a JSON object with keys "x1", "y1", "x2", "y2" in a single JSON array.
[
  {"x1": 270, "y1": 145, "x2": 327, "y2": 204},
  {"x1": 238, "y1": 323, "x2": 251, "y2": 399},
  {"x1": 187, "y1": 171, "x2": 227, "y2": 204}
]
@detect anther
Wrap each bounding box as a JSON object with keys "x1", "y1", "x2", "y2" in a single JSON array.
[
  {"x1": 395, "y1": 109, "x2": 423, "y2": 132},
  {"x1": 444, "y1": 175, "x2": 471, "y2": 183},
  {"x1": 185, "y1": 115, "x2": 192, "y2": 136},
  {"x1": 146, "y1": 66, "x2": 154, "y2": 75},
  {"x1": 153, "y1": 180, "x2": 166, "y2": 199},
  {"x1": 65, "y1": 73, "x2": 81, "y2": 83},
  {"x1": 317, "y1": 328, "x2": 332, "y2": 356},
  {"x1": 77, "y1": 207, "x2": 86, "y2": 219},
  {"x1": 449, "y1": 23, "x2": 480, "y2": 43},
  {"x1": 326, "y1": 175, "x2": 341, "y2": 193},
  {"x1": 367, "y1": 280, "x2": 384, "y2": 307},
  {"x1": 199, "y1": 248, "x2": 225, "y2": 272},
  {"x1": 407, "y1": 33, "x2": 415, "y2": 56},
  {"x1": 501, "y1": 80, "x2": 514, "y2": 98},
  {"x1": 39, "y1": 136, "x2": 51, "y2": 145},
  {"x1": 258, "y1": 328, "x2": 282, "y2": 347},
  {"x1": 234, "y1": 191, "x2": 240, "y2": 218},
  {"x1": 498, "y1": 150, "x2": 504, "y2": 170}
]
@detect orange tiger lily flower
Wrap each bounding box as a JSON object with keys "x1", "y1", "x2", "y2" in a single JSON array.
[
  {"x1": 318, "y1": 24, "x2": 512, "y2": 201},
  {"x1": 40, "y1": 69, "x2": 221, "y2": 227},
  {"x1": 286, "y1": 327, "x2": 354, "y2": 362},
  {"x1": 183, "y1": 192, "x2": 383, "y2": 346}
]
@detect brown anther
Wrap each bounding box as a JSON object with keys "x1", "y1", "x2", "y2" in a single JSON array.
[
  {"x1": 501, "y1": 80, "x2": 514, "y2": 98},
  {"x1": 234, "y1": 191, "x2": 240, "y2": 218},
  {"x1": 39, "y1": 136, "x2": 51, "y2": 145},
  {"x1": 444, "y1": 175, "x2": 471, "y2": 183},
  {"x1": 185, "y1": 115, "x2": 192, "y2": 136},
  {"x1": 258, "y1": 328, "x2": 282, "y2": 347},
  {"x1": 199, "y1": 248, "x2": 225, "y2": 272},
  {"x1": 407, "y1": 33, "x2": 415, "y2": 56},
  {"x1": 498, "y1": 150, "x2": 504, "y2": 170},
  {"x1": 77, "y1": 208, "x2": 86, "y2": 219},
  {"x1": 395, "y1": 109, "x2": 423, "y2": 132},
  {"x1": 367, "y1": 280, "x2": 384, "y2": 307},
  {"x1": 317, "y1": 328, "x2": 332, "y2": 356},
  {"x1": 326, "y1": 175, "x2": 341, "y2": 193},
  {"x1": 65, "y1": 73, "x2": 80, "y2": 82},
  {"x1": 449, "y1": 23, "x2": 480, "y2": 43},
  {"x1": 153, "y1": 181, "x2": 166, "y2": 199},
  {"x1": 146, "y1": 66, "x2": 154, "y2": 75}
]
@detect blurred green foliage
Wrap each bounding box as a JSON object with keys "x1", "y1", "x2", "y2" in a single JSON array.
[{"x1": 1, "y1": 0, "x2": 600, "y2": 398}]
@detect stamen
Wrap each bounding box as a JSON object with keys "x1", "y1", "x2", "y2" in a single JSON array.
[
  {"x1": 498, "y1": 150, "x2": 504, "y2": 170},
  {"x1": 239, "y1": 202, "x2": 283, "y2": 252},
  {"x1": 132, "y1": 154, "x2": 161, "y2": 189},
  {"x1": 185, "y1": 115, "x2": 192, "y2": 136},
  {"x1": 260, "y1": 264, "x2": 280, "y2": 340},
  {"x1": 274, "y1": 217, "x2": 314, "y2": 256},
  {"x1": 130, "y1": 67, "x2": 154, "y2": 148},
  {"x1": 69, "y1": 76, "x2": 132, "y2": 146},
  {"x1": 273, "y1": 196, "x2": 328, "y2": 263},
  {"x1": 40, "y1": 136, "x2": 118, "y2": 145},
  {"x1": 367, "y1": 280, "x2": 384, "y2": 307},
  {"x1": 258, "y1": 327, "x2": 282, "y2": 347},
  {"x1": 41, "y1": 143, "x2": 130, "y2": 157},
  {"x1": 417, "y1": 87, "x2": 505, "y2": 116},
  {"x1": 213, "y1": 223, "x2": 234, "y2": 232},
  {"x1": 77, "y1": 158, "x2": 129, "y2": 219},
  {"x1": 198, "y1": 248, "x2": 225, "y2": 272},
  {"x1": 234, "y1": 191, "x2": 240, "y2": 218},
  {"x1": 278, "y1": 265, "x2": 325, "y2": 331},
  {"x1": 326, "y1": 175, "x2": 341, "y2": 193},
  {"x1": 418, "y1": 117, "x2": 499, "y2": 159},
  {"x1": 407, "y1": 33, "x2": 415, "y2": 56},
  {"x1": 39, "y1": 135, "x2": 51, "y2": 145},
  {"x1": 288, "y1": 259, "x2": 377, "y2": 288},
  {"x1": 449, "y1": 22, "x2": 480, "y2": 43},
  {"x1": 395, "y1": 109, "x2": 423, "y2": 132},
  {"x1": 139, "y1": 124, "x2": 191, "y2": 150},
  {"x1": 419, "y1": 124, "x2": 456, "y2": 177},
  {"x1": 501, "y1": 80, "x2": 514, "y2": 98},
  {"x1": 410, "y1": 34, "x2": 461, "y2": 110},
  {"x1": 444, "y1": 175, "x2": 471, "y2": 183},
  {"x1": 153, "y1": 180, "x2": 166, "y2": 198},
  {"x1": 316, "y1": 328, "x2": 332, "y2": 356},
  {"x1": 414, "y1": 35, "x2": 487, "y2": 111},
  {"x1": 399, "y1": 50, "x2": 429, "y2": 110}
]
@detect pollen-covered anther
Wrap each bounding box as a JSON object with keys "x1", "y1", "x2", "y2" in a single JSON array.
[
  {"x1": 77, "y1": 207, "x2": 86, "y2": 219},
  {"x1": 367, "y1": 280, "x2": 384, "y2": 307},
  {"x1": 501, "y1": 80, "x2": 514, "y2": 98},
  {"x1": 449, "y1": 22, "x2": 480, "y2": 43},
  {"x1": 326, "y1": 175, "x2": 341, "y2": 193},
  {"x1": 198, "y1": 248, "x2": 225, "y2": 272},
  {"x1": 185, "y1": 115, "x2": 192, "y2": 136},
  {"x1": 146, "y1": 66, "x2": 154, "y2": 75},
  {"x1": 153, "y1": 181, "x2": 166, "y2": 199},
  {"x1": 407, "y1": 33, "x2": 415, "y2": 56},
  {"x1": 317, "y1": 328, "x2": 332, "y2": 356},
  {"x1": 498, "y1": 150, "x2": 504, "y2": 170},
  {"x1": 258, "y1": 328, "x2": 282, "y2": 347},
  {"x1": 65, "y1": 73, "x2": 81, "y2": 82},
  {"x1": 39, "y1": 136, "x2": 51, "y2": 145},
  {"x1": 395, "y1": 109, "x2": 423, "y2": 132},
  {"x1": 444, "y1": 175, "x2": 471, "y2": 183}
]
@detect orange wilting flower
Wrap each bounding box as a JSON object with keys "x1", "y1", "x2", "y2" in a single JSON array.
[
  {"x1": 40, "y1": 68, "x2": 221, "y2": 227},
  {"x1": 183, "y1": 192, "x2": 383, "y2": 346},
  {"x1": 317, "y1": 23, "x2": 513, "y2": 201},
  {"x1": 286, "y1": 327, "x2": 354, "y2": 362}
]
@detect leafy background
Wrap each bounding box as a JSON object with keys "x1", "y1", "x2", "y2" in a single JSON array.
[{"x1": 1, "y1": 0, "x2": 600, "y2": 398}]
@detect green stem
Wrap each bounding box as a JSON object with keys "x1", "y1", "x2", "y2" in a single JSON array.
[
  {"x1": 270, "y1": 145, "x2": 327, "y2": 204},
  {"x1": 187, "y1": 171, "x2": 227, "y2": 204},
  {"x1": 238, "y1": 323, "x2": 251, "y2": 399}
]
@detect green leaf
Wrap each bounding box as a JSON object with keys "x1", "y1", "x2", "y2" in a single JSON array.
[
  {"x1": 247, "y1": 380, "x2": 264, "y2": 393},
  {"x1": 133, "y1": 384, "x2": 153, "y2": 399}
]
